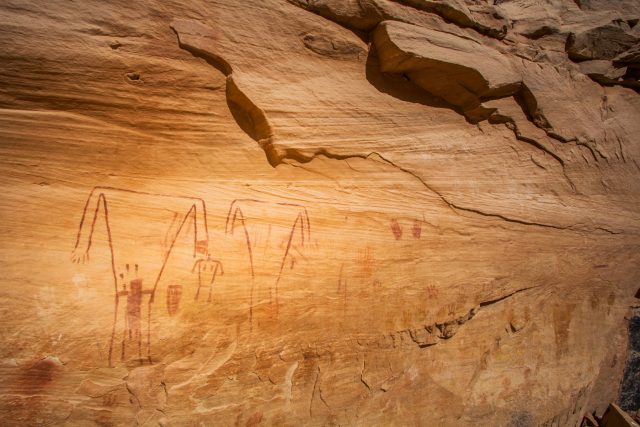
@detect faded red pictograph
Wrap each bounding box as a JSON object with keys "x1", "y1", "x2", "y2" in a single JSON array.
[
  {"x1": 412, "y1": 219, "x2": 422, "y2": 239},
  {"x1": 446, "y1": 303, "x2": 457, "y2": 317},
  {"x1": 126, "y1": 279, "x2": 143, "y2": 338},
  {"x1": 390, "y1": 219, "x2": 402, "y2": 240},
  {"x1": 225, "y1": 199, "x2": 311, "y2": 329},
  {"x1": 358, "y1": 246, "x2": 374, "y2": 279},
  {"x1": 425, "y1": 284, "x2": 438, "y2": 298},
  {"x1": 191, "y1": 255, "x2": 224, "y2": 303},
  {"x1": 115, "y1": 264, "x2": 153, "y2": 361},
  {"x1": 166, "y1": 284, "x2": 183, "y2": 316},
  {"x1": 72, "y1": 186, "x2": 211, "y2": 366}
]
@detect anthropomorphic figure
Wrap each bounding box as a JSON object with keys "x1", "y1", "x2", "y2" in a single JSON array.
[
  {"x1": 71, "y1": 186, "x2": 210, "y2": 366},
  {"x1": 116, "y1": 264, "x2": 153, "y2": 360},
  {"x1": 225, "y1": 198, "x2": 310, "y2": 327},
  {"x1": 192, "y1": 254, "x2": 224, "y2": 303}
]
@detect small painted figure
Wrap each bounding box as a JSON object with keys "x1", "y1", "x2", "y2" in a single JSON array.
[
  {"x1": 192, "y1": 255, "x2": 224, "y2": 303},
  {"x1": 412, "y1": 219, "x2": 422, "y2": 239},
  {"x1": 116, "y1": 264, "x2": 153, "y2": 360},
  {"x1": 166, "y1": 285, "x2": 183, "y2": 316},
  {"x1": 390, "y1": 219, "x2": 402, "y2": 240}
]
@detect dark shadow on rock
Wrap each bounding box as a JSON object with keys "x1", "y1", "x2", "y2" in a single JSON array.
[
  {"x1": 507, "y1": 411, "x2": 535, "y2": 427},
  {"x1": 618, "y1": 307, "x2": 640, "y2": 411},
  {"x1": 364, "y1": 46, "x2": 466, "y2": 116}
]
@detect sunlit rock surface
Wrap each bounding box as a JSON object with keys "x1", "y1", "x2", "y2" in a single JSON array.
[{"x1": 0, "y1": 0, "x2": 639, "y2": 425}]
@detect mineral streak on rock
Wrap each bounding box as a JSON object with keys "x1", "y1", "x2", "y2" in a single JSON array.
[{"x1": 1, "y1": 0, "x2": 640, "y2": 425}]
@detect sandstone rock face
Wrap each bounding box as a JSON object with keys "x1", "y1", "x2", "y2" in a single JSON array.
[
  {"x1": 372, "y1": 20, "x2": 521, "y2": 121},
  {"x1": 1, "y1": 0, "x2": 639, "y2": 426},
  {"x1": 567, "y1": 20, "x2": 638, "y2": 62}
]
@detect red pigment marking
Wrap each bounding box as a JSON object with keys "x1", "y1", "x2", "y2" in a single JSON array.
[
  {"x1": 196, "y1": 239, "x2": 208, "y2": 254},
  {"x1": 224, "y1": 199, "x2": 311, "y2": 328},
  {"x1": 412, "y1": 219, "x2": 422, "y2": 239},
  {"x1": 166, "y1": 285, "x2": 182, "y2": 316},
  {"x1": 360, "y1": 247, "x2": 374, "y2": 278},
  {"x1": 426, "y1": 284, "x2": 438, "y2": 298},
  {"x1": 127, "y1": 279, "x2": 143, "y2": 335},
  {"x1": 19, "y1": 357, "x2": 62, "y2": 393},
  {"x1": 246, "y1": 412, "x2": 263, "y2": 427},
  {"x1": 274, "y1": 213, "x2": 306, "y2": 316},
  {"x1": 72, "y1": 186, "x2": 211, "y2": 366},
  {"x1": 390, "y1": 219, "x2": 402, "y2": 240}
]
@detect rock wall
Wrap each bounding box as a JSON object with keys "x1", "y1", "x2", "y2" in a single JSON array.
[{"x1": 1, "y1": 0, "x2": 639, "y2": 425}]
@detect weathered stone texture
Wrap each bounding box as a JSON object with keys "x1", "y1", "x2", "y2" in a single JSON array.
[{"x1": 0, "y1": 0, "x2": 639, "y2": 425}]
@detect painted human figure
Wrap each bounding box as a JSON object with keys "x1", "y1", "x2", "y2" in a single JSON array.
[
  {"x1": 192, "y1": 254, "x2": 224, "y2": 302},
  {"x1": 116, "y1": 264, "x2": 153, "y2": 360},
  {"x1": 224, "y1": 198, "x2": 311, "y2": 328},
  {"x1": 71, "y1": 186, "x2": 211, "y2": 366},
  {"x1": 166, "y1": 285, "x2": 183, "y2": 316}
]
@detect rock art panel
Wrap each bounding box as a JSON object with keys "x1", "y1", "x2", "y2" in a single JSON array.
[{"x1": 0, "y1": 0, "x2": 640, "y2": 425}]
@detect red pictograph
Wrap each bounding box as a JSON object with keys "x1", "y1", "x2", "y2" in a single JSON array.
[
  {"x1": 225, "y1": 199, "x2": 311, "y2": 329},
  {"x1": 191, "y1": 255, "x2": 224, "y2": 303},
  {"x1": 72, "y1": 187, "x2": 310, "y2": 365},
  {"x1": 72, "y1": 186, "x2": 211, "y2": 366}
]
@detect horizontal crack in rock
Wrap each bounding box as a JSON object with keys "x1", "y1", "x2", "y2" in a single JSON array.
[
  {"x1": 404, "y1": 285, "x2": 542, "y2": 348},
  {"x1": 285, "y1": 150, "x2": 620, "y2": 234},
  {"x1": 170, "y1": 20, "x2": 622, "y2": 236}
]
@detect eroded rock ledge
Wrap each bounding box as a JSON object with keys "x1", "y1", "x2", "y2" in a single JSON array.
[{"x1": 1, "y1": 0, "x2": 640, "y2": 425}]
